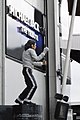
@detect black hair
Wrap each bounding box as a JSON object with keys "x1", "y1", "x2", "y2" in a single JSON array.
[{"x1": 24, "y1": 40, "x2": 36, "y2": 51}]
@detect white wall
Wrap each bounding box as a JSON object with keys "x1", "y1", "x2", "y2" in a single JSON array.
[
  {"x1": 5, "y1": 58, "x2": 46, "y2": 105},
  {"x1": 61, "y1": 0, "x2": 69, "y2": 40},
  {"x1": 70, "y1": 60, "x2": 80, "y2": 105}
]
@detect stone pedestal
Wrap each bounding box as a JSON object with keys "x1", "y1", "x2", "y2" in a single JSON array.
[{"x1": 0, "y1": 104, "x2": 43, "y2": 120}]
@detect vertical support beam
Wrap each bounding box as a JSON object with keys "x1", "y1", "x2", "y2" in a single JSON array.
[
  {"x1": 0, "y1": 0, "x2": 5, "y2": 105},
  {"x1": 47, "y1": 0, "x2": 59, "y2": 119},
  {"x1": 56, "y1": 0, "x2": 62, "y2": 93}
]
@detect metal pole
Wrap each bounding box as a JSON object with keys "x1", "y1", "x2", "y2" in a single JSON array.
[
  {"x1": 2, "y1": 0, "x2": 5, "y2": 105},
  {"x1": 0, "y1": 0, "x2": 5, "y2": 105},
  {"x1": 62, "y1": 0, "x2": 78, "y2": 95}
]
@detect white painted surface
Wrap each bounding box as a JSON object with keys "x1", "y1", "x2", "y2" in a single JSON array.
[
  {"x1": 61, "y1": 0, "x2": 69, "y2": 40},
  {"x1": 5, "y1": 58, "x2": 46, "y2": 105},
  {"x1": 70, "y1": 60, "x2": 80, "y2": 103}
]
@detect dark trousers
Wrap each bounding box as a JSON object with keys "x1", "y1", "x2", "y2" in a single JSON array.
[{"x1": 19, "y1": 67, "x2": 37, "y2": 101}]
